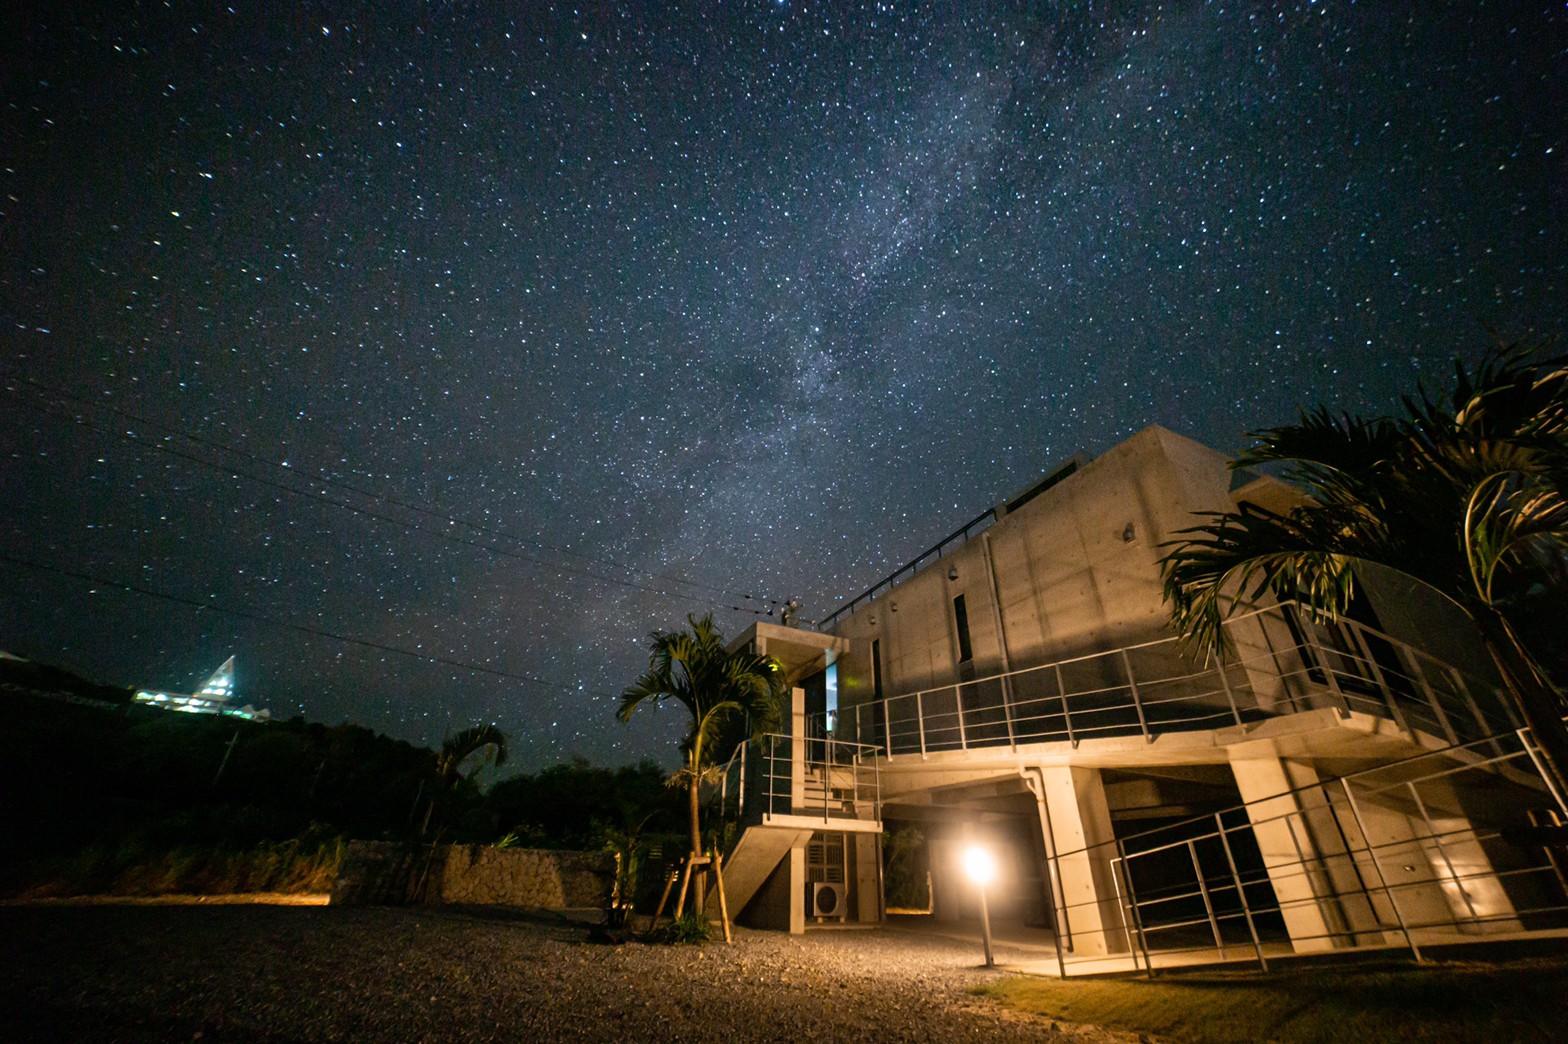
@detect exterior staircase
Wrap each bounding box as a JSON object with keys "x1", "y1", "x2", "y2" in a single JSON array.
[
  {"x1": 715, "y1": 733, "x2": 883, "y2": 923},
  {"x1": 720, "y1": 825, "x2": 813, "y2": 915}
]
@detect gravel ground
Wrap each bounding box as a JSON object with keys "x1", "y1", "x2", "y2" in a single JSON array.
[{"x1": 0, "y1": 904, "x2": 1134, "y2": 1043}]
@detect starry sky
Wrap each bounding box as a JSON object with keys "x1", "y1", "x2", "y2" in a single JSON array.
[{"x1": 2, "y1": 1, "x2": 1564, "y2": 769}]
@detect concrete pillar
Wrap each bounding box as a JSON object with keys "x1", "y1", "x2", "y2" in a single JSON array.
[
  {"x1": 787, "y1": 844, "x2": 805, "y2": 933},
  {"x1": 1226, "y1": 611, "x2": 1297, "y2": 715},
  {"x1": 790, "y1": 686, "x2": 806, "y2": 813},
  {"x1": 1036, "y1": 766, "x2": 1128, "y2": 955},
  {"x1": 1417, "y1": 780, "x2": 1523, "y2": 934},
  {"x1": 1227, "y1": 743, "x2": 1512, "y2": 952},
  {"x1": 852, "y1": 832, "x2": 882, "y2": 923},
  {"x1": 929, "y1": 836, "x2": 964, "y2": 923},
  {"x1": 1229, "y1": 746, "x2": 1367, "y2": 952},
  {"x1": 1345, "y1": 776, "x2": 1523, "y2": 936}
]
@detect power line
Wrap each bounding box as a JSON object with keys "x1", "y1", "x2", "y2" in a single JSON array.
[
  {"x1": 0, "y1": 551, "x2": 618, "y2": 699},
  {"x1": 15, "y1": 388, "x2": 697, "y2": 604},
  {"x1": 1, "y1": 369, "x2": 780, "y2": 607},
  {"x1": 5, "y1": 374, "x2": 785, "y2": 618}
]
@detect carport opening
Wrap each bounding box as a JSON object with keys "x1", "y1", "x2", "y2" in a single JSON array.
[{"x1": 1106, "y1": 767, "x2": 1288, "y2": 948}]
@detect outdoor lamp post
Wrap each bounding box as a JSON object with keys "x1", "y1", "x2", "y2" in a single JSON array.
[{"x1": 962, "y1": 843, "x2": 997, "y2": 969}]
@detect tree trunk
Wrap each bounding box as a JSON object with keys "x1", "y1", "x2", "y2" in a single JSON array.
[
  {"x1": 1475, "y1": 605, "x2": 1568, "y2": 807},
  {"x1": 688, "y1": 771, "x2": 707, "y2": 914}
]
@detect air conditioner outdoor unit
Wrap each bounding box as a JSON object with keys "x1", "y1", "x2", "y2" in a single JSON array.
[{"x1": 812, "y1": 881, "x2": 847, "y2": 920}]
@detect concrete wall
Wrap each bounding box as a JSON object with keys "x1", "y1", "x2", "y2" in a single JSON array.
[
  {"x1": 830, "y1": 426, "x2": 1236, "y2": 718},
  {"x1": 330, "y1": 841, "x2": 612, "y2": 909}
]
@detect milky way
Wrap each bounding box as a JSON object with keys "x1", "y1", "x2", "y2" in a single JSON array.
[{"x1": 2, "y1": 2, "x2": 1563, "y2": 768}]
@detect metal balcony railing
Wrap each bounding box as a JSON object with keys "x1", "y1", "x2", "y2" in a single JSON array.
[
  {"x1": 1037, "y1": 726, "x2": 1568, "y2": 977},
  {"x1": 719, "y1": 733, "x2": 881, "y2": 828},
  {"x1": 835, "y1": 603, "x2": 1517, "y2": 758}
]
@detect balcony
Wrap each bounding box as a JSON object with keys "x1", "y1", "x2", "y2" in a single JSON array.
[
  {"x1": 837, "y1": 603, "x2": 1519, "y2": 759},
  {"x1": 720, "y1": 733, "x2": 881, "y2": 832}
]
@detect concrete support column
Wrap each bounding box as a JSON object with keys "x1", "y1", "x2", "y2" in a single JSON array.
[
  {"x1": 929, "y1": 835, "x2": 964, "y2": 923},
  {"x1": 1232, "y1": 741, "x2": 1526, "y2": 949},
  {"x1": 1345, "y1": 776, "x2": 1524, "y2": 936},
  {"x1": 852, "y1": 832, "x2": 882, "y2": 923},
  {"x1": 1036, "y1": 766, "x2": 1128, "y2": 955},
  {"x1": 1227, "y1": 613, "x2": 1297, "y2": 714},
  {"x1": 1229, "y1": 745, "x2": 1363, "y2": 952},
  {"x1": 790, "y1": 686, "x2": 806, "y2": 812},
  {"x1": 1416, "y1": 781, "x2": 1523, "y2": 934},
  {"x1": 1337, "y1": 790, "x2": 1467, "y2": 935}
]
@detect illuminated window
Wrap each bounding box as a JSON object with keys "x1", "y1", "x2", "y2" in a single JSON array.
[{"x1": 824, "y1": 661, "x2": 838, "y2": 733}]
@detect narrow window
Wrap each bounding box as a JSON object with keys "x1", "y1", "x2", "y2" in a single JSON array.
[
  {"x1": 953, "y1": 594, "x2": 973, "y2": 663},
  {"x1": 871, "y1": 639, "x2": 888, "y2": 748},
  {"x1": 872, "y1": 639, "x2": 883, "y2": 701},
  {"x1": 824, "y1": 662, "x2": 838, "y2": 734}
]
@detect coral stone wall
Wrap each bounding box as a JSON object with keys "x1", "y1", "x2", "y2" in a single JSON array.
[
  {"x1": 434, "y1": 845, "x2": 610, "y2": 907},
  {"x1": 330, "y1": 841, "x2": 611, "y2": 908}
]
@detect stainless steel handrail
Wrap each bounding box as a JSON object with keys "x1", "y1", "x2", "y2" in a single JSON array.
[
  {"x1": 843, "y1": 602, "x2": 1512, "y2": 758},
  {"x1": 1043, "y1": 725, "x2": 1568, "y2": 975}
]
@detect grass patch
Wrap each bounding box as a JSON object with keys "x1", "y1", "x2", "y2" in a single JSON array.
[{"x1": 976, "y1": 956, "x2": 1568, "y2": 1043}]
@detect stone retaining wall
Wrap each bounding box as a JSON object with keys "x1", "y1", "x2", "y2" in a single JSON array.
[{"x1": 330, "y1": 841, "x2": 612, "y2": 909}]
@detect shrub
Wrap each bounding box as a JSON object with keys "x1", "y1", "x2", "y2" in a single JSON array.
[
  {"x1": 648, "y1": 911, "x2": 712, "y2": 945},
  {"x1": 5, "y1": 829, "x2": 345, "y2": 899}
]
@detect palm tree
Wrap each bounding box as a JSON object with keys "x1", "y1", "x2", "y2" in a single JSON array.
[
  {"x1": 436, "y1": 723, "x2": 509, "y2": 781},
  {"x1": 420, "y1": 723, "x2": 509, "y2": 837},
  {"x1": 618, "y1": 613, "x2": 787, "y2": 873},
  {"x1": 1161, "y1": 345, "x2": 1568, "y2": 793}
]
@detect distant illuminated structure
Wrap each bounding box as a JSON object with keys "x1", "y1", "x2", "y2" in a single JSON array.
[{"x1": 134, "y1": 657, "x2": 269, "y2": 720}]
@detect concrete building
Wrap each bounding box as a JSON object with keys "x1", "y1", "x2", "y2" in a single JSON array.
[{"x1": 718, "y1": 426, "x2": 1567, "y2": 969}]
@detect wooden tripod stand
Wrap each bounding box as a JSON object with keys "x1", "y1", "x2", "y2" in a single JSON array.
[{"x1": 649, "y1": 850, "x2": 733, "y2": 943}]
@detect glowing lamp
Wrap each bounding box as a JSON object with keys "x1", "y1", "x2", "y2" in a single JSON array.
[{"x1": 962, "y1": 844, "x2": 997, "y2": 886}]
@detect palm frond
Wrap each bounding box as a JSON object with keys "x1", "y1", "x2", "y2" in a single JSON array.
[
  {"x1": 1162, "y1": 508, "x2": 1360, "y2": 656},
  {"x1": 1464, "y1": 474, "x2": 1568, "y2": 604},
  {"x1": 438, "y1": 723, "x2": 509, "y2": 779},
  {"x1": 1448, "y1": 342, "x2": 1568, "y2": 443},
  {"x1": 616, "y1": 612, "x2": 787, "y2": 770},
  {"x1": 1237, "y1": 407, "x2": 1402, "y2": 496}
]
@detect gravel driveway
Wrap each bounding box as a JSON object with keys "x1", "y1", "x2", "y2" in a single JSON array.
[{"x1": 0, "y1": 903, "x2": 1129, "y2": 1042}]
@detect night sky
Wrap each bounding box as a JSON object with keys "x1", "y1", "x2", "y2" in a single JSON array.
[{"x1": 3, "y1": 2, "x2": 1564, "y2": 769}]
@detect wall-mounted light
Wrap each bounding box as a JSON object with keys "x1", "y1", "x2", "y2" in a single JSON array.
[
  {"x1": 1122, "y1": 522, "x2": 1136, "y2": 543},
  {"x1": 890, "y1": 601, "x2": 899, "y2": 613},
  {"x1": 947, "y1": 564, "x2": 959, "y2": 581},
  {"x1": 868, "y1": 614, "x2": 877, "y2": 626}
]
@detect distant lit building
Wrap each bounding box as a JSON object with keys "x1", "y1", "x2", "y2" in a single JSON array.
[{"x1": 134, "y1": 657, "x2": 269, "y2": 720}]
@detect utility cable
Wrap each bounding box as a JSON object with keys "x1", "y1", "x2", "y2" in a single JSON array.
[
  {"x1": 1, "y1": 369, "x2": 782, "y2": 614},
  {"x1": 7, "y1": 382, "x2": 781, "y2": 618}
]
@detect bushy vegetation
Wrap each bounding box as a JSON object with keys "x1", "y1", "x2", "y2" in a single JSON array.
[
  {"x1": 2, "y1": 662, "x2": 690, "y2": 903},
  {"x1": 20, "y1": 829, "x2": 345, "y2": 899},
  {"x1": 481, "y1": 757, "x2": 688, "y2": 914},
  {"x1": 482, "y1": 757, "x2": 683, "y2": 849},
  {"x1": 0, "y1": 682, "x2": 431, "y2": 897},
  {"x1": 0, "y1": 657, "x2": 133, "y2": 706}
]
